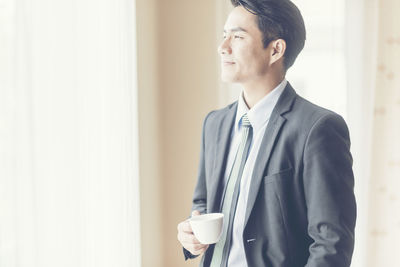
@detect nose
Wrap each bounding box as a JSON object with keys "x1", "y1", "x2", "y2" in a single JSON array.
[{"x1": 218, "y1": 37, "x2": 232, "y2": 55}]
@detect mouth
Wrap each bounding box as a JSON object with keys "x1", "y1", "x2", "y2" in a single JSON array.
[{"x1": 222, "y1": 61, "x2": 235, "y2": 65}]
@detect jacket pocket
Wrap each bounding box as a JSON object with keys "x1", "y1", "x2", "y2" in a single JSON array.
[{"x1": 263, "y1": 167, "x2": 293, "y2": 184}]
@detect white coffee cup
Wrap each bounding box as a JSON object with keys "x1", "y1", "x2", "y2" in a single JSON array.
[{"x1": 189, "y1": 213, "x2": 224, "y2": 244}]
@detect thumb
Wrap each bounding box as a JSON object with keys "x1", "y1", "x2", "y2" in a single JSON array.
[{"x1": 191, "y1": 210, "x2": 201, "y2": 217}]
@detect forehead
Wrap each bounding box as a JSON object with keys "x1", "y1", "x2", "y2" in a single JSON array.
[{"x1": 224, "y1": 6, "x2": 259, "y2": 33}]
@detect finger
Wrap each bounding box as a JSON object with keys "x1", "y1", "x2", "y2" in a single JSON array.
[
  {"x1": 193, "y1": 244, "x2": 209, "y2": 255},
  {"x1": 183, "y1": 243, "x2": 209, "y2": 255},
  {"x1": 191, "y1": 210, "x2": 201, "y2": 217},
  {"x1": 198, "y1": 245, "x2": 209, "y2": 254},
  {"x1": 177, "y1": 232, "x2": 201, "y2": 244},
  {"x1": 178, "y1": 221, "x2": 193, "y2": 233}
]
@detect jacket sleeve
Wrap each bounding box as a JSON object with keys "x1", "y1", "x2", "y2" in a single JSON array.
[
  {"x1": 303, "y1": 113, "x2": 357, "y2": 267},
  {"x1": 183, "y1": 111, "x2": 213, "y2": 260}
]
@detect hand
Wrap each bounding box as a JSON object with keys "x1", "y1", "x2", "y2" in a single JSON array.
[{"x1": 177, "y1": 210, "x2": 209, "y2": 256}]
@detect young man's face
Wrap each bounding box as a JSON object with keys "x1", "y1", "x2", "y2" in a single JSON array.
[{"x1": 218, "y1": 6, "x2": 273, "y2": 84}]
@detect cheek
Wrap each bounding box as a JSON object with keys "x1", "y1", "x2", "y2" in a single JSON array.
[
  {"x1": 234, "y1": 44, "x2": 262, "y2": 63},
  {"x1": 246, "y1": 51, "x2": 269, "y2": 73},
  {"x1": 238, "y1": 53, "x2": 264, "y2": 74},
  {"x1": 231, "y1": 43, "x2": 269, "y2": 74},
  {"x1": 234, "y1": 50, "x2": 254, "y2": 68}
]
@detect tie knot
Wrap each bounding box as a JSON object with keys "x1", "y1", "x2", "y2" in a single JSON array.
[{"x1": 241, "y1": 113, "x2": 251, "y2": 128}]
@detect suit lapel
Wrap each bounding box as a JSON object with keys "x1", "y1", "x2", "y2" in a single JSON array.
[
  {"x1": 208, "y1": 102, "x2": 237, "y2": 213},
  {"x1": 244, "y1": 83, "x2": 297, "y2": 228}
]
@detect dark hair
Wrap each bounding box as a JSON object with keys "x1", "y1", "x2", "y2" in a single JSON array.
[{"x1": 231, "y1": 0, "x2": 306, "y2": 70}]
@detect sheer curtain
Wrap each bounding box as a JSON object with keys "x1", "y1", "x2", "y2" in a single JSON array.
[
  {"x1": 345, "y1": 0, "x2": 378, "y2": 266},
  {"x1": 0, "y1": 0, "x2": 141, "y2": 266},
  {"x1": 363, "y1": 0, "x2": 400, "y2": 266}
]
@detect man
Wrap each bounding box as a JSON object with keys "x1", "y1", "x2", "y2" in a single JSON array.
[{"x1": 177, "y1": 0, "x2": 356, "y2": 266}]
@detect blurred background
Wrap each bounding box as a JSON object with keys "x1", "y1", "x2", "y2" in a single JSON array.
[{"x1": 0, "y1": 0, "x2": 399, "y2": 266}]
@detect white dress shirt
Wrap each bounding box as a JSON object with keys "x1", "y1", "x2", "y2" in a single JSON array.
[{"x1": 224, "y1": 79, "x2": 287, "y2": 267}]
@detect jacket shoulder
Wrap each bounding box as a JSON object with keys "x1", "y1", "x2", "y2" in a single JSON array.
[
  {"x1": 290, "y1": 95, "x2": 346, "y2": 129},
  {"x1": 203, "y1": 101, "x2": 237, "y2": 126}
]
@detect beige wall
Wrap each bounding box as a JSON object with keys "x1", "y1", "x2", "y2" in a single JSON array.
[
  {"x1": 137, "y1": 0, "x2": 220, "y2": 266},
  {"x1": 136, "y1": 0, "x2": 162, "y2": 266}
]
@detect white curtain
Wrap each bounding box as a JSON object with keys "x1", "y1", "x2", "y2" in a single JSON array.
[
  {"x1": 345, "y1": 0, "x2": 378, "y2": 266},
  {"x1": 0, "y1": 0, "x2": 141, "y2": 266},
  {"x1": 364, "y1": 0, "x2": 400, "y2": 266}
]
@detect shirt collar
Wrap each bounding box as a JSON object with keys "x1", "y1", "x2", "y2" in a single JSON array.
[{"x1": 235, "y1": 78, "x2": 287, "y2": 133}]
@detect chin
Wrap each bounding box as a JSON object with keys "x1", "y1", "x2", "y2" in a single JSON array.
[{"x1": 221, "y1": 72, "x2": 238, "y2": 83}]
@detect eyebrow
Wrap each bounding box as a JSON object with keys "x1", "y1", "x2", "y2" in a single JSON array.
[{"x1": 223, "y1": 27, "x2": 248, "y2": 33}]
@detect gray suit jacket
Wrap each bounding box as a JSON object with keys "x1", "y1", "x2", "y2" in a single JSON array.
[{"x1": 184, "y1": 83, "x2": 356, "y2": 267}]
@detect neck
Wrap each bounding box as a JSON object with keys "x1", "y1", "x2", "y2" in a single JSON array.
[{"x1": 241, "y1": 73, "x2": 285, "y2": 109}]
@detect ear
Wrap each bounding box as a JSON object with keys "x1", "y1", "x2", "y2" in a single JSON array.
[{"x1": 270, "y1": 39, "x2": 286, "y2": 64}]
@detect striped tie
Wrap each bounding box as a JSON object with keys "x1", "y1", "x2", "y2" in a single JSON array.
[{"x1": 210, "y1": 113, "x2": 253, "y2": 267}]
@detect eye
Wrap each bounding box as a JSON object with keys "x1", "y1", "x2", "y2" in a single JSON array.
[{"x1": 234, "y1": 35, "x2": 243, "y2": 39}]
